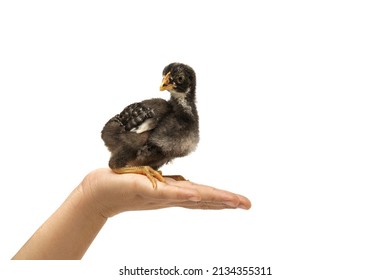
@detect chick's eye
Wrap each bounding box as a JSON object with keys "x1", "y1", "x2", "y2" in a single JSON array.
[{"x1": 177, "y1": 75, "x2": 185, "y2": 84}]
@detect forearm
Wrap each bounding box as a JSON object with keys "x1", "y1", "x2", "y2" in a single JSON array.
[{"x1": 12, "y1": 185, "x2": 107, "y2": 260}]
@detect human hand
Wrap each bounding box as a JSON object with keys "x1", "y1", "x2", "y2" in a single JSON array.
[
  {"x1": 12, "y1": 168, "x2": 251, "y2": 260},
  {"x1": 80, "y1": 168, "x2": 251, "y2": 218}
]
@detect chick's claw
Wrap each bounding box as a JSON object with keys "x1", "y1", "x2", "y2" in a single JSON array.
[{"x1": 113, "y1": 166, "x2": 165, "y2": 189}]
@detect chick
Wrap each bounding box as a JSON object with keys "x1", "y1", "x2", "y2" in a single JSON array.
[{"x1": 101, "y1": 63, "x2": 199, "y2": 188}]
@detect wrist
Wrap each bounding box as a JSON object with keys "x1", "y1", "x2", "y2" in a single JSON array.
[{"x1": 74, "y1": 182, "x2": 109, "y2": 223}]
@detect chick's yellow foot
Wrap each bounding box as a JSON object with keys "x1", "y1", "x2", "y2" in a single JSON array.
[{"x1": 113, "y1": 166, "x2": 165, "y2": 189}]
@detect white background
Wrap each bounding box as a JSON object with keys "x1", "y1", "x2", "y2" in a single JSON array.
[{"x1": 1, "y1": 0, "x2": 389, "y2": 279}]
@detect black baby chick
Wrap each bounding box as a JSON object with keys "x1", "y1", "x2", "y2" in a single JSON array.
[{"x1": 101, "y1": 63, "x2": 199, "y2": 188}]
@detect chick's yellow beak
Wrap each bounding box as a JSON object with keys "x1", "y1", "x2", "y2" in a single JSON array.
[{"x1": 160, "y1": 72, "x2": 174, "y2": 91}]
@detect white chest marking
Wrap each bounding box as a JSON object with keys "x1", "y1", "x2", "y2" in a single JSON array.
[{"x1": 170, "y1": 88, "x2": 193, "y2": 115}]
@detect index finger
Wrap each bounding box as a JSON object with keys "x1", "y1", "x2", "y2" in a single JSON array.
[{"x1": 164, "y1": 179, "x2": 252, "y2": 210}]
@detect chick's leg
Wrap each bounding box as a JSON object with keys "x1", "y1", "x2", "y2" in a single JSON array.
[{"x1": 113, "y1": 166, "x2": 165, "y2": 189}]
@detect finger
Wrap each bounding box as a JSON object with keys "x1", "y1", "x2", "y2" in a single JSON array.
[
  {"x1": 165, "y1": 179, "x2": 251, "y2": 209},
  {"x1": 128, "y1": 175, "x2": 251, "y2": 209},
  {"x1": 235, "y1": 194, "x2": 252, "y2": 210},
  {"x1": 174, "y1": 201, "x2": 237, "y2": 210}
]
